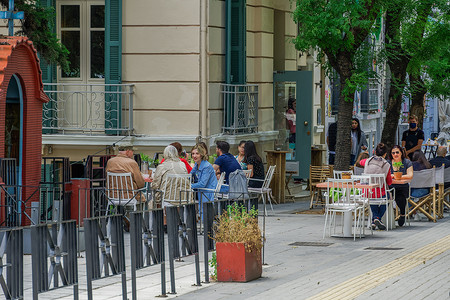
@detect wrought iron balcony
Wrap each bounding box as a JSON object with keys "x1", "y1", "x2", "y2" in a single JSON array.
[
  {"x1": 43, "y1": 83, "x2": 134, "y2": 135},
  {"x1": 221, "y1": 84, "x2": 258, "y2": 134}
]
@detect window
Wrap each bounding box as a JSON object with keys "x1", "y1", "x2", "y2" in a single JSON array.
[
  {"x1": 226, "y1": 0, "x2": 246, "y2": 84},
  {"x1": 58, "y1": 1, "x2": 105, "y2": 81}
]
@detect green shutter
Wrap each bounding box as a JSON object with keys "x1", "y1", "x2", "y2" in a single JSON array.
[
  {"x1": 40, "y1": 0, "x2": 57, "y2": 134},
  {"x1": 105, "y1": 0, "x2": 122, "y2": 134},
  {"x1": 226, "y1": 0, "x2": 246, "y2": 84}
]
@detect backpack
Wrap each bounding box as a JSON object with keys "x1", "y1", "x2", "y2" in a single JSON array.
[
  {"x1": 364, "y1": 156, "x2": 390, "y2": 176},
  {"x1": 228, "y1": 169, "x2": 249, "y2": 199}
]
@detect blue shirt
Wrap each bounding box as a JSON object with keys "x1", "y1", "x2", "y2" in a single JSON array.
[
  {"x1": 191, "y1": 160, "x2": 218, "y2": 202},
  {"x1": 214, "y1": 153, "x2": 242, "y2": 184}
]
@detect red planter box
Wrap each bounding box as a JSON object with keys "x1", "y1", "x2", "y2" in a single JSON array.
[{"x1": 216, "y1": 242, "x2": 262, "y2": 282}]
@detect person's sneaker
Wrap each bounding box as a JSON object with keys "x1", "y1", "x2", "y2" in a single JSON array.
[
  {"x1": 374, "y1": 219, "x2": 386, "y2": 230},
  {"x1": 371, "y1": 223, "x2": 377, "y2": 230},
  {"x1": 398, "y1": 216, "x2": 405, "y2": 227}
]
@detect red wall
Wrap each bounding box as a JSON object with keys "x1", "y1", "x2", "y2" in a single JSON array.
[{"x1": 0, "y1": 41, "x2": 46, "y2": 225}]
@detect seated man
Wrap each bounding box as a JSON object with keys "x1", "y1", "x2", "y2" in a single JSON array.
[
  {"x1": 213, "y1": 141, "x2": 242, "y2": 192},
  {"x1": 106, "y1": 143, "x2": 146, "y2": 204},
  {"x1": 429, "y1": 146, "x2": 450, "y2": 189}
]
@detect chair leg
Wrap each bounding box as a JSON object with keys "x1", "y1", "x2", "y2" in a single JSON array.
[
  {"x1": 323, "y1": 210, "x2": 329, "y2": 239},
  {"x1": 267, "y1": 191, "x2": 274, "y2": 214}
]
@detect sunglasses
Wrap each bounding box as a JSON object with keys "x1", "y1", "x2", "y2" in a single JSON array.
[{"x1": 392, "y1": 151, "x2": 401, "y2": 154}]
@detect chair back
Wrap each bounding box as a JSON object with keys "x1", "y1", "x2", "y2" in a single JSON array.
[
  {"x1": 410, "y1": 168, "x2": 436, "y2": 189},
  {"x1": 106, "y1": 172, "x2": 135, "y2": 202},
  {"x1": 310, "y1": 165, "x2": 331, "y2": 183},
  {"x1": 243, "y1": 169, "x2": 252, "y2": 181},
  {"x1": 325, "y1": 178, "x2": 358, "y2": 206},
  {"x1": 162, "y1": 173, "x2": 193, "y2": 205},
  {"x1": 354, "y1": 166, "x2": 364, "y2": 175},
  {"x1": 333, "y1": 170, "x2": 353, "y2": 179},
  {"x1": 263, "y1": 165, "x2": 276, "y2": 190},
  {"x1": 366, "y1": 173, "x2": 388, "y2": 200},
  {"x1": 443, "y1": 166, "x2": 450, "y2": 184},
  {"x1": 435, "y1": 165, "x2": 445, "y2": 185},
  {"x1": 215, "y1": 172, "x2": 226, "y2": 195}
]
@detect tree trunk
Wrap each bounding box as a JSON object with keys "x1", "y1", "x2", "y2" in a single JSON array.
[
  {"x1": 334, "y1": 74, "x2": 354, "y2": 171},
  {"x1": 409, "y1": 73, "x2": 427, "y2": 128},
  {"x1": 381, "y1": 83, "x2": 404, "y2": 149}
]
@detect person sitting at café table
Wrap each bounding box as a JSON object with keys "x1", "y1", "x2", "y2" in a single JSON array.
[
  {"x1": 106, "y1": 143, "x2": 146, "y2": 204},
  {"x1": 159, "y1": 142, "x2": 193, "y2": 173},
  {"x1": 190, "y1": 143, "x2": 218, "y2": 204},
  {"x1": 235, "y1": 140, "x2": 247, "y2": 170},
  {"x1": 410, "y1": 150, "x2": 432, "y2": 198},
  {"x1": 388, "y1": 145, "x2": 414, "y2": 227},
  {"x1": 243, "y1": 141, "x2": 265, "y2": 188},
  {"x1": 429, "y1": 146, "x2": 450, "y2": 188},
  {"x1": 358, "y1": 143, "x2": 392, "y2": 230},
  {"x1": 152, "y1": 145, "x2": 188, "y2": 206},
  {"x1": 213, "y1": 141, "x2": 241, "y2": 192}
]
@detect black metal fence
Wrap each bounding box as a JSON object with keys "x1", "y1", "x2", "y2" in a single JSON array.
[
  {"x1": 0, "y1": 197, "x2": 264, "y2": 299},
  {"x1": 31, "y1": 220, "x2": 78, "y2": 300}
]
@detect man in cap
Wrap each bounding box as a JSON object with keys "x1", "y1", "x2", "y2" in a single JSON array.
[{"x1": 106, "y1": 143, "x2": 145, "y2": 198}]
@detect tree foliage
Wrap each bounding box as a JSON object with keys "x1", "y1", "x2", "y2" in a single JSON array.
[
  {"x1": 293, "y1": 0, "x2": 382, "y2": 170},
  {"x1": 0, "y1": 0, "x2": 69, "y2": 72}
]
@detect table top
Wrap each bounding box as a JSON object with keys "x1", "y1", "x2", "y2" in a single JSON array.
[{"x1": 316, "y1": 180, "x2": 379, "y2": 189}]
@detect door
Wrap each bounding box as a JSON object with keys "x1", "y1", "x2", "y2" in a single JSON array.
[{"x1": 273, "y1": 71, "x2": 313, "y2": 179}]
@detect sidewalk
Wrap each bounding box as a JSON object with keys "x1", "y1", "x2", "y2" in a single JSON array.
[{"x1": 23, "y1": 197, "x2": 449, "y2": 299}]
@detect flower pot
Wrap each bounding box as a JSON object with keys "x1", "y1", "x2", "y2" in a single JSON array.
[
  {"x1": 394, "y1": 172, "x2": 402, "y2": 180},
  {"x1": 216, "y1": 242, "x2": 262, "y2": 282},
  {"x1": 342, "y1": 174, "x2": 352, "y2": 179}
]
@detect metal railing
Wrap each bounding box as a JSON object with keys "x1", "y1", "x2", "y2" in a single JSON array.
[
  {"x1": 43, "y1": 83, "x2": 134, "y2": 135},
  {"x1": 221, "y1": 84, "x2": 258, "y2": 134}
]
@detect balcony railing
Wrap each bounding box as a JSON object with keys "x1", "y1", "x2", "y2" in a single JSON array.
[
  {"x1": 221, "y1": 84, "x2": 258, "y2": 134},
  {"x1": 43, "y1": 83, "x2": 134, "y2": 135}
]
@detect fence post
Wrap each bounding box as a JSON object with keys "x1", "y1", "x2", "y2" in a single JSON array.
[{"x1": 0, "y1": 228, "x2": 23, "y2": 300}]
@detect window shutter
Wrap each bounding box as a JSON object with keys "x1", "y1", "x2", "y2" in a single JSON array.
[
  {"x1": 40, "y1": 0, "x2": 56, "y2": 134},
  {"x1": 105, "y1": 0, "x2": 122, "y2": 134},
  {"x1": 226, "y1": 0, "x2": 246, "y2": 84}
]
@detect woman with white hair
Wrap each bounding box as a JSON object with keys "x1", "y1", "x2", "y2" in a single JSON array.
[{"x1": 151, "y1": 145, "x2": 188, "y2": 205}]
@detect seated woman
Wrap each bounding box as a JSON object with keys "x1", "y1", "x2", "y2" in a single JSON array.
[
  {"x1": 358, "y1": 143, "x2": 392, "y2": 230},
  {"x1": 410, "y1": 150, "x2": 431, "y2": 198},
  {"x1": 234, "y1": 140, "x2": 247, "y2": 170},
  {"x1": 151, "y1": 145, "x2": 188, "y2": 206},
  {"x1": 244, "y1": 141, "x2": 265, "y2": 188},
  {"x1": 388, "y1": 145, "x2": 413, "y2": 227},
  {"x1": 190, "y1": 143, "x2": 218, "y2": 202},
  {"x1": 159, "y1": 142, "x2": 193, "y2": 173}
]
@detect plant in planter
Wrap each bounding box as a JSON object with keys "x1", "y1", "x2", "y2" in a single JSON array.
[
  {"x1": 213, "y1": 203, "x2": 263, "y2": 282},
  {"x1": 140, "y1": 153, "x2": 151, "y2": 174},
  {"x1": 341, "y1": 172, "x2": 352, "y2": 179},
  {"x1": 392, "y1": 161, "x2": 404, "y2": 180}
]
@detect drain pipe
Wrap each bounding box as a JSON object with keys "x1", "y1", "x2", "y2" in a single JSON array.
[{"x1": 199, "y1": 0, "x2": 208, "y2": 142}]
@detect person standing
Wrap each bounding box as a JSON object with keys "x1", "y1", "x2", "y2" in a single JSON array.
[
  {"x1": 286, "y1": 98, "x2": 296, "y2": 144},
  {"x1": 402, "y1": 115, "x2": 424, "y2": 160},
  {"x1": 350, "y1": 118, "x2": 368, "y2": 165},
  {"x1": 213, "y1": 141, "x2": 242, "y2": 188},
  {"x1": 327, "y1": 122, "x2": 337, "y2": 165}
]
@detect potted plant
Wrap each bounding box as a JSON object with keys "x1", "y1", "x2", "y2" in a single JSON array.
[
  {"x1": 392, "y1": 161, "x2": 404, "y2": 180},
  {"x1": 213, "y1": 203, "x2": 263, "y2": 282},
  {"x1": 140, "y1": 153, "x2": 150, "y2": 174},
  {"x1": 341, "y1": 172, "x2": 352, "y2": 179}
]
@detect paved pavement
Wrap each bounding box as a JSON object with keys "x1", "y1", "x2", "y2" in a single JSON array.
[{"x1": 22, "y1": 186, "x2": 450, "y2": 299}]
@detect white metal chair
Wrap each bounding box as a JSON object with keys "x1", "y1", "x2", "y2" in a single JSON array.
[
  {"x1": 243, "y1": 169, "x2": 252, "y2": 183},
  {"x1": 323, "y1": 178, "x2": 365, "y2": 241},
  {"x1": 361, "y1": 173, "x2": 395, "y2": 231},
  {"x1": 248, "y1": 165, "x2": 276, "y2": 216},
  {"x1": 161, "y1": 173, "x2": 193, "y2": 207},
  {"x1": 333, "y1": 170, "x2": 353, "y2": 179},
  {"x1": 106, "y1": 172, "x2": 147, "y2": 212},
  {"x1": 196, "y1": 172, "x2": 226, "y2": 201}
]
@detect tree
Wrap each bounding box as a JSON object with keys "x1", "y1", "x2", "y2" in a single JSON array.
[
  {"x1": 381, "y1": 0, "x2": 448, "y2": 148},
  {"x1": 293, "y1": 0, "x2": 382, "y2": 170},
  {"x1": 0, "y1": 0, "x2": 69, "y2": 72}
]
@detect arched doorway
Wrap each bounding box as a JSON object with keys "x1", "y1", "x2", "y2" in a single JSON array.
[{"x1": 4, "y1": 74, "x2": 24, "y2": 185}]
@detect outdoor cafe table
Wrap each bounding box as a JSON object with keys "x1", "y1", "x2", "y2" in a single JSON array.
[{"x1": 316, "y1": 180, "x2": 379, "y2": 238}]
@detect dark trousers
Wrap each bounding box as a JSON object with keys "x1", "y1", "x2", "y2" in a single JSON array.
[
  {"x1": 328, "y1": 153, "x2": 335, "y2": 165},
  {"x1": 391, "y1": 184, "x2": 409, "y2": 215}
]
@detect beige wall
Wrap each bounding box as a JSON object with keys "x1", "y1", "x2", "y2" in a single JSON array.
[{"x1": 122, "y1": 0, "x2": 201, "y2": 137}]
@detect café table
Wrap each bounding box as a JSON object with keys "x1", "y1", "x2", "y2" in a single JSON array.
[{"x1": 317, "y1": 179, "x2": 379, "y2": 238}]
